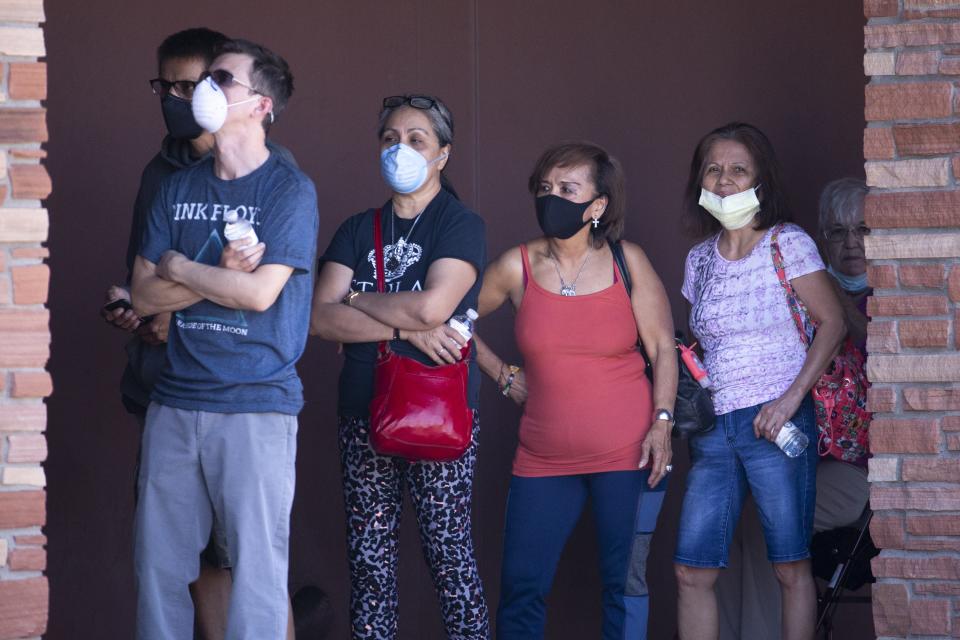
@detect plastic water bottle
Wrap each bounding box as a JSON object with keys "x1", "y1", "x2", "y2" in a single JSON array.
[
  {"x1": 775, "y1": 420, "x2": 809, "y2": 458},
  {"x1": 223, "y1": 209, "x2": 259, "y2": 246},
  {"x1": 448, "y1": 309, "x2": 478, "y2": 341}
]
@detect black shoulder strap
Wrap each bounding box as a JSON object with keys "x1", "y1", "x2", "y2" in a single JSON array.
[
  {"x1": 609, "y1": 239, "x2": 632, "y2": 295},
  {"x1": 610, "y1": 239, "x2": 654, "y2": 379}
]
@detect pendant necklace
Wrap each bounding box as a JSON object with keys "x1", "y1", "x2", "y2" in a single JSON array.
[
  {"x1": 549, "y1": 249, "x2": 590, "y2": 297},
  {"x1": 386, "y1": 207, "x2": 424, "y2": 273}
]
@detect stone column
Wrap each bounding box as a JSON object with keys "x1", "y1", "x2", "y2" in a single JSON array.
[
  {"x1": 0, "y1": 1, "x2": 50, "y2": 638},
  {"x1": 864, "y1": 1, "x2": 960, "y2": 637}
]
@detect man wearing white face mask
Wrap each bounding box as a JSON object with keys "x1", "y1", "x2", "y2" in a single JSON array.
[
  {"x1": 100, "y1": 27, "x2": 304, "y2": 640},
  {"x1": 673, "y1": 122, "x2": 845, "y2": 640},
  {"x1": 131, "y1": 38, "x2": 318, "y2": 640}
]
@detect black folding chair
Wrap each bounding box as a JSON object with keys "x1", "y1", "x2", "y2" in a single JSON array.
[{"x1": 811, "y1": 507, "x2": 878, "y2": 639}]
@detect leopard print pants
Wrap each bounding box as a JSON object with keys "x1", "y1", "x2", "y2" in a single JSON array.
[{"x1": 338, "y1": 413, "x2": 489, "y2": 639}]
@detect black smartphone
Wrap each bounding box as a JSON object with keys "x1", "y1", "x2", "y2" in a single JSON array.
[{"x1": 103, "y1": 298, "x2": 133, "y2": 312}]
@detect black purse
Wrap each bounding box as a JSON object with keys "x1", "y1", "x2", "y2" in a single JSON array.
[{"x1": 610, "y1": 240, "x2": 715, "y2": 438}]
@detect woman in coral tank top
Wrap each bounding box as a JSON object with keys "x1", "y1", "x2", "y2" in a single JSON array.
[{"x1": 473, "y1": 142, "x2": 678, "y2": 640}]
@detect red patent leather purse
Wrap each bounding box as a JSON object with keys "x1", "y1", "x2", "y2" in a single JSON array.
[{"x1": 368, "y1": 209, "x2": 473, "y2": 461}]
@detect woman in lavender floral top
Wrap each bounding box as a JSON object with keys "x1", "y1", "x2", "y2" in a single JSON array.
[{"x1": 672, "y1": 122, "x2": 846, "y2": 640}]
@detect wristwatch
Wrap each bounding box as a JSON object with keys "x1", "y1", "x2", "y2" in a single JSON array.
[{"x1": 654, "y1": 409, "x2": 675, "y2": 426}]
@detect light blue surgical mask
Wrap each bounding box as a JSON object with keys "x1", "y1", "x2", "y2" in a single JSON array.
[
  {"x1": 380, "y1": 143, "x2": 448, "y2": 194},
  {"x1": 827, "y1": 265, "x2": 868, "y2": 292}
]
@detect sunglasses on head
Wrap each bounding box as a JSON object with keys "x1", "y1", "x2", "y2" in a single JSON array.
[
  {"x1": 149, "y1": 78, "x2": 198, "y2": 99},
  {"x1": 383, "y1": 95, "x2": 438, "y2": 111},
  {"x1": 200, "y1": 69, "x2": 259, "y2": 93}
]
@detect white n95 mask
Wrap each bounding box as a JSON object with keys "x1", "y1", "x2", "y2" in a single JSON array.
[
  {"x1": 380, "y1": 143, "x2": 447, "y2": 194},
  {"x1": 191, "y1": 76, "x2": 260, "y2": 134},
  {"x1": 698, "y1": 185, "x2": 761, "y2": 230}
]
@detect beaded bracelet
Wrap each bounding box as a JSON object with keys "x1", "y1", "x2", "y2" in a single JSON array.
[{"x1": 500, "y1": 365, "x2": 521, "y2": 397}]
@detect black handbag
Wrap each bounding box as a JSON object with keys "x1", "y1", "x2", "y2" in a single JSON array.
[{"x1": 610, "y1": 240, "x2": 715, "y2": 438}]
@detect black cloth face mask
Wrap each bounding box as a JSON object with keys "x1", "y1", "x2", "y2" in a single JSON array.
[
  {"x1": 161, "y1": 94, "x2": 204, "y2": 140},
  {"x1": 535, "y1": 194, "x2": 595, "y2": 239}
]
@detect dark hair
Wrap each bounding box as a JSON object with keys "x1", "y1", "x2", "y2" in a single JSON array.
[
  {"x1": 527, "y1": 141, "x2": 626, "y2": 248},
  {"x1": 378, "y1": 94, "x2": 459, "y2": 199},
  {"x1": 378, "y1": 94, "x2": 455, "y2": 147},
  {"x1": 156, "y1": 27, "x2": 229, "y2": 69},
  {"x1": 683, "y1": 122, "x2": 792, "y2": 238},
  {"x1": 216, "y1": 38, "x2": 294, "y2": 132}
]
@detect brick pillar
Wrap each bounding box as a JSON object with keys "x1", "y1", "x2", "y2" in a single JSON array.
[
  {"x1": 0, "y1": 1, "x2": 49, "y2": 639},
  {"x1": 864, "y1": 2, "x2": 960, "y2": 638}
]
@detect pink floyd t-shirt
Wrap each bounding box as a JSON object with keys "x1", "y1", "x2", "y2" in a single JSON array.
[
  {"x1": 141, "y1": 152, "x2": 319, "y2": 415},
  {"x1": 681, "y1": 224, "x2": 824, "y2": 416}
]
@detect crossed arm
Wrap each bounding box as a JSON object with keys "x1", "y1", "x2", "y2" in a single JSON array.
[
  {"x1": 131, "y1": 242, "x2": 292, "y2": 317},
  {"x1": 309, "y1": 257, "x2": 478, "y2": 350}
]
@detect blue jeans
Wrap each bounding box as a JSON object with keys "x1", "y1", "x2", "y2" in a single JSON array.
[
  {"x1": 675, "y1": 397, "x2": 817, "y2": 568},
  {"x1": 497, "y1": 470, "x2": 666, "y2": 640}
]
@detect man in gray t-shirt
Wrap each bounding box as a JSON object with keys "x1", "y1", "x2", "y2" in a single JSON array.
[{"x1": 131, "y1": 38, "x2": 317, "y2": 640}]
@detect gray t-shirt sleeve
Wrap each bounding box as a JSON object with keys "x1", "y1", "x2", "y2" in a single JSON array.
[{"x1": 258, "y1": 176, "x2": 319, "y2": 273}]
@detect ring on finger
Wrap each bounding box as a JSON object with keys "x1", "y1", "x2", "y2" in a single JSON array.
[{"x1": 665, "y1": 464, "x2": 674, "y2": 473}]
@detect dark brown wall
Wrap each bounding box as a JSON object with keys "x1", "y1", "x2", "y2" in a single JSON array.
[{"x1": 43, "y1": 2, "x2": 868, "y2": 638}]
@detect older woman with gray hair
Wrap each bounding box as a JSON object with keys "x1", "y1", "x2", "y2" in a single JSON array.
[
  {"x1": 819, "y1": 177, "x2": 870, "y2": 348},
  {"x1": 813, "y1": 176, "x2": 871, "y2": 529},
  {"x1": 310, "y1": 94, "x2": 489, "y2": 639}
]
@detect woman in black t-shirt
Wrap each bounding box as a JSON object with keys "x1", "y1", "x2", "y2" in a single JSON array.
[{"x1": 310, "y1": 94, "x2": 488, "y2": 639}]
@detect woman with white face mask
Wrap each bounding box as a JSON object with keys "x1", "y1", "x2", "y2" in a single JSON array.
[
  {"x1": 715, "y1": 177, "x2": 875, "y2": 640},
  {"x1": 309, "y1": 94, "x2": 489, "y2": 639},
  {"x1": 673, "y1": 122, "x2": 845, "y2": 640}
]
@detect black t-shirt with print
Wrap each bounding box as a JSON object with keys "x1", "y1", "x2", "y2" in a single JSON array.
[{"x1": 322, "y1": 188, "x2": 486, "y2": 417}]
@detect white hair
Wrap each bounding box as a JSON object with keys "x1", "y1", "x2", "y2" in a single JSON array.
[{"x1": 818, "y1": 177, "x2": 868, "y2": 231}]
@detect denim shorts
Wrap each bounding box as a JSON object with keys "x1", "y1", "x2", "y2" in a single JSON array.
[{"x1": 674, "y1": 396, "x2": 817, "y2": 568}]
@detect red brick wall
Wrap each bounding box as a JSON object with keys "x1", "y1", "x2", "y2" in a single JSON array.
[
  {"x1": 0, "y1": 1, "x2": 49, "y2": 639},
  {"x1": 865, "y1": 1, "x2": 960, "y2": 637}
]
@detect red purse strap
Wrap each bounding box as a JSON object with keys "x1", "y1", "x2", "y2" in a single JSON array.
[{"x1": 770, "y1": 223, "x2": 812, "y2": 347}]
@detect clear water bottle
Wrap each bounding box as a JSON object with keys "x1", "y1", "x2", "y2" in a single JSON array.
[
  {"x1": 223, "y1": 209, "x2": 259, "y2": 246},
  {"x1": 775, "y1": 420, "x2": 809, "y2": 458},
  {"x1": 448, "y1": 308, "x2": 478, "y2": 341}
]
